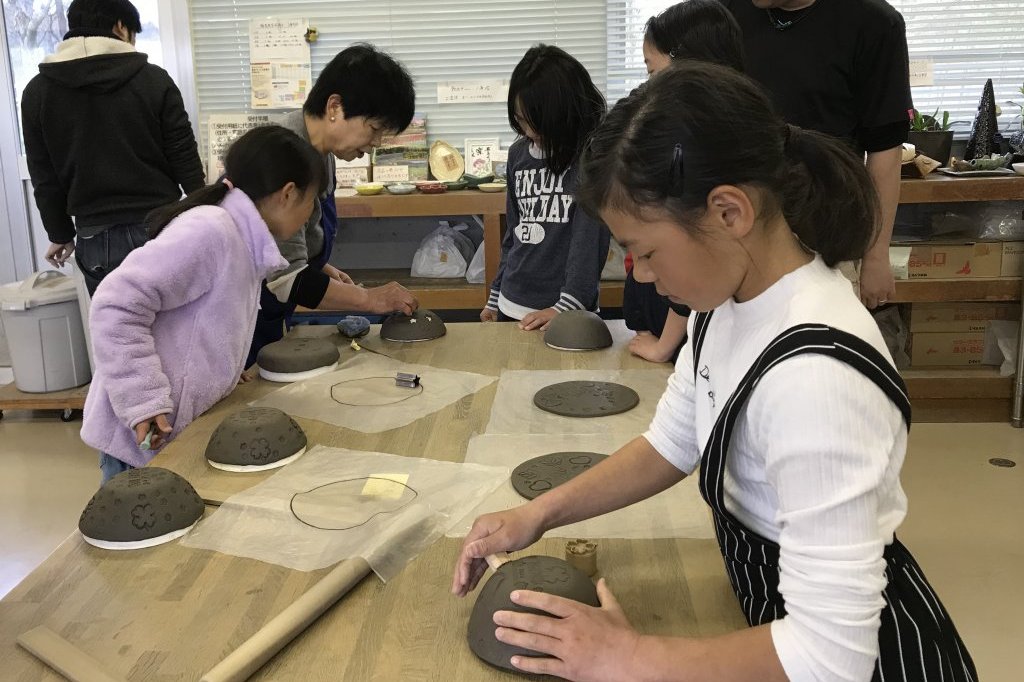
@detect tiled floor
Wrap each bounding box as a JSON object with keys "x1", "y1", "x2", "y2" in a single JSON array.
[{"x1": 0, "y1": 410, "x2": 1021, "y2": 679}]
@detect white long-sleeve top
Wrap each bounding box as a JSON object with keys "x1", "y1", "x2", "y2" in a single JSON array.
[{"x1": 644, "y1": 256, "x2": 908, "y2": 682}]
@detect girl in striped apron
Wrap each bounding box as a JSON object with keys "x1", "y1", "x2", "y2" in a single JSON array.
[{"x1": 453, "y1": 61, "x2": 976, "y2": 681}]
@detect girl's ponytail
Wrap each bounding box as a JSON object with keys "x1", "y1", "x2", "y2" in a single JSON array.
[
  {"x1": 146, "y1": 125, "x2": 324, "y2": 239},
  {"x1": 780, "y1": 124, "x2": 879, "y2": 266}
]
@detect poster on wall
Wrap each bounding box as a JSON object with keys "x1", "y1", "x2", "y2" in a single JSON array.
[
  {"x1": 207, "y1": 114, "x2": 273, "y2": 179},
  {"x1": 464, "y1": 138, "x2": 500, "y2": 177},
  {"x1": 249, "y1": 17, "x2": 312, "y2": 109}
]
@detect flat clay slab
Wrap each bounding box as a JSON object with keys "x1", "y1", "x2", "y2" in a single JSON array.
[
  {"x1": 380, "y1": 309, "x2": 447, "y2": 342},
  {"x1": 205, "y1": 407, "x2": 308, "y2": 472},
  {"x1": 533, "y1": 381, "x2": 639, "y2": 418},
  {"x1": 511, "y1": 452, "x2": 608, "y2": 500},
  {"x1": 257, "y1": 337, "x2": 340, "y2": 380},
  {"x1": 544, "y1": 310, "x2": 613, "y2": 351},
  {"x1": 468, "y1": 555, "x2": 599, "y2": 672},
  {"x1": 79, "y1": 467, "x2": 205, "y2": 550}
]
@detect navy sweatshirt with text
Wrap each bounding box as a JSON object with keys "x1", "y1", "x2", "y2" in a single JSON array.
[{"x1": 487, "y1": 139, "x2": 609, "y2": 319}]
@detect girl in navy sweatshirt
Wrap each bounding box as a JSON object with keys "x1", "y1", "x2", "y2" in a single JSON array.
[{"x1": 482, "y1": 45, "x2": 609, "y2": 330}]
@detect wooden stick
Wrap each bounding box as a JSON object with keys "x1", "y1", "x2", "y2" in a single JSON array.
[
  {"x1": 485, "y1": 553, "x2": 511, "y2": 571},
  {"x1": 200, "y1": 557, "x2": 372, "y2": 682},
  {"x1": 17, "y1": 626, "x2": 125, "y2": 682}
]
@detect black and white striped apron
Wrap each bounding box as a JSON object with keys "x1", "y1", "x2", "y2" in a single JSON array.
[{"x1": 691, "y1": 311, "x2": 978, "y2": 681}]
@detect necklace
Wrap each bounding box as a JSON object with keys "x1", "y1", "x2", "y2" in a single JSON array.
[{"x1": 766, "y1": 2, "x2": 819, "y2": 31}]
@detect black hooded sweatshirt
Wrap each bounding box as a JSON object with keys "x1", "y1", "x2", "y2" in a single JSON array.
[{"x1": 21, "y1": 31, "x2": 204, "y2": 243}]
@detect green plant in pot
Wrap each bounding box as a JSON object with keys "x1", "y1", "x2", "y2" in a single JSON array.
[{"x1": 908, "y1": 108, "x2": 954, "y2": 166}]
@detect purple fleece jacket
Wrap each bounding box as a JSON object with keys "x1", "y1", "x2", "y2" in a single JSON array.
[{"x1": 80, "y1": 189, "x2": 287, "y2": 467}]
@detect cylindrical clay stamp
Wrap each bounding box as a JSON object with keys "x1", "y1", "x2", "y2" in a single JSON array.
[{"x1": 565, "y1": 539, "x2": 598, "y2": 577}]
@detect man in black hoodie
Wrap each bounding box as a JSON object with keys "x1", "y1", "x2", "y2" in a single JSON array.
[{"x1": 21, "y1": 0, "x2": 204, "y2": 295}]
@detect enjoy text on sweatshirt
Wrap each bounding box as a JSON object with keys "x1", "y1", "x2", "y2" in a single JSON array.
[{"x1": 487, "y1": 139, "x2": 609, "y2": 318}]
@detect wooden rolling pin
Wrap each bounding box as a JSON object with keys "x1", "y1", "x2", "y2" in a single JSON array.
[
  {"x1": 17, "y1": 626, "x2": 124, "y2": 682},
  {"x1": 200, "y1": 557, "x2": 372, "y2": 682}
]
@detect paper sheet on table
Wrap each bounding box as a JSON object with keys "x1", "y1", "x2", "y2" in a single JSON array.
[
  {"x1": 448, "y1": 434, "x2": 713, "y2": 540},
  {"x1": 484, "y1": 369, "x2": 671, "y2": 435},
  {"x1": 182, "y1": 446, "x2": 509, "y2": 579},
  {"x1": 251, "y1": 354, "x2": 495, "y2": 433}
]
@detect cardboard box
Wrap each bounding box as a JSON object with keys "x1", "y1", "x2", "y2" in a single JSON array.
[
  {"x1": 902, "y1": 242, "x2": 1003, "y2": 279},
  {"x1": 910, "y1": 302, "x2": 1020, "y2": 333},
  {"x1": 910, "y1": 331, "x2": 986, "y2": 366},
  {"x1": 1001, "y1": 242, "x2": 1024, "y2": 277}
]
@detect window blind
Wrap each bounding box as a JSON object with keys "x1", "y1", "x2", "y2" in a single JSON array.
[
  {"x1": 189, "y1": 0, "x2": 608, "y2": 160},
  {"x1": 605, "y1": 0, "x2": 672, "y2": 103},
  {"x1": 889, "y1": 0, "x2": 1024, "y2": 135}
]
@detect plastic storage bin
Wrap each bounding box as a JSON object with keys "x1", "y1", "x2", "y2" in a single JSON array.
[{"x1": 0, "y1": 271, "x2": 91, "y2": 392}]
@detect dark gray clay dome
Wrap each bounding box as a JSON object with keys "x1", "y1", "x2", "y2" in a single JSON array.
[
  {"x1": 257, "y1": 337, "x2": 340, "y2": 378},
  {"x1": 544, "y1": 310, "x2": 612, "y2": 351},
  {"x1": 79, "y1": 467, "x2": 204, "y2": 549},
  {"x1": 511, "y1": 452, "x2": 608, "y2": 500},
  {"x1": 534, "y1": 381, "x2": 640, "y2": 418},
  {"x1": 468, "y1": 555, "x2": 599, "y2": 672},
  {"x1": 205, "y1": 407, "x2": 307, "y2": 471},
  {"x1": 381, "y1": 309, "x2": 447, "y2": 342}
]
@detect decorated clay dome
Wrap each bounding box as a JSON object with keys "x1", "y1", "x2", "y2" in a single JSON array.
[
  {"x1": 79, "y1": 467, "x2": 204, "y2": 550},
  {"x1": 205, "y1": 407, "x2": 307, "y2": 472},
  {"x1": 380, "y1": 309, "x2": 447, "y2": 342},
  {"x1": 544, "y1": 310, "x2": 613, "y2": 351},
  {"x1": 257, "y1": 337, "x2": 340, "y2": 382},
  {"x1": 468, "y1": 555, "x2": 599, "y2": 671}
]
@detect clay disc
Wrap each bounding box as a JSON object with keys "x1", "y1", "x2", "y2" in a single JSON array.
[
  {"x1": 510, "y1": 452, "x2": 608, "y2": 500},
  {"x1": 468, "y1": 555, "x2": 599, "y2": 672},
  {"x1": 533, "y1": 381, "x2": 639, "y2": 418}
]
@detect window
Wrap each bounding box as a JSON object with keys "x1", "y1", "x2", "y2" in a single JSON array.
[
  {"x1": 607, "y1": 0, "x2": 1024, "y2": 136},
  {"x1": 889, "y1": 0, "x2": 1024, "y2": 136},
  {"x1": 189, "y1": 0, "x2": 608, "y2": 160},
  {"x1": 1, "y1": 0, "x2": 163, "y2": 150},
  {"x1": 606, "y1": 0, "x2": 673, "y2": 102}
]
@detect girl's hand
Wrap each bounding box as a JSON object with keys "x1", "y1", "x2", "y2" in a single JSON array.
[
  {"x1": 480, "y1": 308, "x2": 498, "y2": 323},
  {"x1": 519, "y1": 307, "x2": 558, "y2": 331},
  {"x1": 452, "y1": 505, "x2": 546, "y2": 597},
  {"x1": 135, "y1": 414, "x2": 173, "y2": 450},
  {"x1": 628, "y1": 332, "x2": 674, "y2": 363},
  {"x1": 495, "y1": 579, "x2": 642, "y2": 682},
  {"x1": 45, "y1": 241, "x2": 75, "y2": 268}
]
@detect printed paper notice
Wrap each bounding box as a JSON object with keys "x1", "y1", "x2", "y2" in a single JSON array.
[
  {"x1": 909, "y1": 59, "x2": 934, "y2": 87},
  {"x1": 249, "y1": 17, "x2": 312, "y2": 109},
  {"x1": 437, "y1": 80, "x2": 509, "y2": 105},
  {"x1": 207, "y1": 113, "x2": 273, "y2": 180}
]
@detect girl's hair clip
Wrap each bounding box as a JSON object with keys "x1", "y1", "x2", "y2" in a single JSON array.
[{"x1": 668, "y1": 143, "x2": 685, "y2": 194}]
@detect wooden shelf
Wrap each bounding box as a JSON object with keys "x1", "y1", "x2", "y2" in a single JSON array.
[
  {"x1": 0, "y1": 381, "x2": 88, "y2": 415},
  {"x1": 899, "y1": 175, "x2": 1024, "y2": 204},
  {"x1": 891, "y1": 277, "x2": 1021, "y2": 303},
  {"x1": 336, "y1": 190, "x2": 505, "y2": 219}
]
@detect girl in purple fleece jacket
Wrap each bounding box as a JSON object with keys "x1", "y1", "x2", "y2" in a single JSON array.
[{"x1": 82, "y1": 125, "x2": 323, "y2": 483}]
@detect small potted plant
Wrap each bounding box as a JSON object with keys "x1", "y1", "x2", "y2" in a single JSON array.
[
  {"x1": 1005, "y1": 84, "x2": 1024, "y2": 160},
  {"x1": 908, "y1": 108, "x2": 954, "y2": 166}
]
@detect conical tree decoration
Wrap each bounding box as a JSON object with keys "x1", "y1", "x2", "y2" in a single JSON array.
[{"x1": 965, "y1": 79, "x2": 998, "y2": 160}]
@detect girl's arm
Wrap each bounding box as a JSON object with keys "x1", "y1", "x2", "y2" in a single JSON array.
[
  {"x1": 89, "y1": 214, "x2": 229, "y2": 431},
  {"x1": 487, "y1": 161, "x2": 519, "y2": 312},
  {"x1": 629, "y1": 309, "x2": 689, "y2": 363},
  {"x1": 556, "y1": 190, "x2": 607, "y2": 314}
]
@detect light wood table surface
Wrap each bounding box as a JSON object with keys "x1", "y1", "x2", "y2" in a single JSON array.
[{"x1": 0, "y1": 322, "x2": 746, "y2": 681}]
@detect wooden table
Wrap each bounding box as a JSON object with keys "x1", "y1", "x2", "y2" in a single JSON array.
[{"x1": 0, "y1": 322, "x2": 746, "y2": 681}]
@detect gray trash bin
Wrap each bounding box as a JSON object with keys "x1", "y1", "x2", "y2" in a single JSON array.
[{"x1": 0, "y1": 271, "x2": 92, "y2": 392}]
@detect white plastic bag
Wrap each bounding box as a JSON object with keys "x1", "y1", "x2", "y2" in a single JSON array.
[
  {"x1": 983, "y1": 320, "x2": 1019, "y2": 377},
  {"x1": 601, "y1": 239, "x2": 628, "y2": 281},
  {"x1": 466, "y1": 242, "x2": 485, "y2": 284},
  {"x1": 411, "y1": 222, "x2": 468, "y2": 278}
]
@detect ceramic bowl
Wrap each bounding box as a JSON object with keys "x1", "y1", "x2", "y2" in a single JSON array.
[
  {"x1": 418, "y1": 183, "x2": 448, "y2": 194},
  {"x1": 1012, "y1": 163, "x2": 1024, "y2": 176},
  {"x1": 464, "y1": 173, "x2": 495, "y2": 188},
  {"x1": 354, "y1": 183, "x2": 385, "y2": 196},
  {"x1": 386, "y1": 183, "x2": 416, "y2": 195},
  {"x1": 477, "y1": 182, "x2": 506, "y2": 193},
  {"x1": 444, "y1": 179, "x2": 468, "y2": 191}
]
